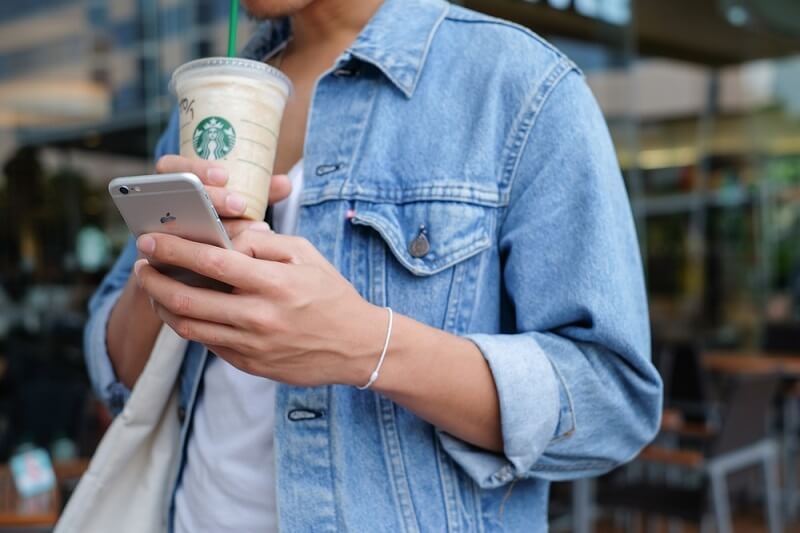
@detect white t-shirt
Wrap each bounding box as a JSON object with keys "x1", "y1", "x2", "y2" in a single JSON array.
[{"x1": 174, "y1": 160, "x2": 304, "y2": 533}]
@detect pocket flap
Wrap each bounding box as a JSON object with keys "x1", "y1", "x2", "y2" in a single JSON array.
[{"x1": 351, "y1": 201, "x2": 493, "y2": 276}]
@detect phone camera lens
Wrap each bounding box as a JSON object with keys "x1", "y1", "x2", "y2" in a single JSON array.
[{"x1": 119, "y1": 186, "x2": 130, "y2": 195}]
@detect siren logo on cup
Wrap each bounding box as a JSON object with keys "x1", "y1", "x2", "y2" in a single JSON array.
[{"x1": 193, "y1": 117, "x2": 236, "y2": 160}]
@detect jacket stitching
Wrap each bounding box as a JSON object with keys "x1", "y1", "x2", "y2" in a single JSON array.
[
  {"x1": 443, "y1": 263, "x2": 466, "y2": 332},
  {"x1": 435, "y1": 436, "x2": 463, "y2": 533},
  {"x1": 499, "y1": 58, "x2": 577, "y2": 230},
  {"x1": 302, "y1": 186, "x2": 504, "y2": 207},
  {"x1": 339, "y1": 67, "x2": 381, "y2": 193},
  {"x1": 444, "y1": 10, "x2": 566, "y2": 62},
  {"x1": 377, "y1": 398, "x2": 422, "y2": 532},
  {"x1": 352, "y1": 211, "x2": 492, "y2": 276},
  {"x1": 527, "y1": 460, "x2": 616, "y2": 473},
  {"x1": 408, "y1": 3, "x2": 450, "y2": 96},
  {"x1": 546, "y1": 357, "x2": 578, "y2": 442}
]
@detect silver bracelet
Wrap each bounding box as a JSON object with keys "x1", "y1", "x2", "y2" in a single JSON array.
[{"x1": 357, "y1": 307, "x2": 394, "y2": 390}]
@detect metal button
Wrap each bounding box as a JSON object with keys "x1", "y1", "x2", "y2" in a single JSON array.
[{"x1": 409, "y1": 226, "x2": 430, "y2": 258}]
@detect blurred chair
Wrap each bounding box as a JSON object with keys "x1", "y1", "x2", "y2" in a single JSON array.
[
  {"x1": 762, "y1": 321, "x2": 800, "y2": 518},
  {"x1": 656, "y1": 341, "x2": 714, "y2": 429},
  {"x1": 547, "y1": 481, "x2": 575, "y2": 532},
  {"x1": 597, "y1": 374, "x2": 782, "y2": 533},
  {"x1": 762, "y1": 322, "x2": 800, "y2": 353}
]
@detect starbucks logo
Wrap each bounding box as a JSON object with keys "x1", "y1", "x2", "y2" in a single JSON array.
[{"x1": 193, "y1": 117, "x2": 236, "y2": 160}]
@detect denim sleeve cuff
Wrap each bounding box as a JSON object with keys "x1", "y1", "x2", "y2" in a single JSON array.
[
  {"x1": 84, "y1": 287, "x2": 131, "y2": 415},
  {"x1": 436, "y1": 333, "x2": 564, "y2": 489}
]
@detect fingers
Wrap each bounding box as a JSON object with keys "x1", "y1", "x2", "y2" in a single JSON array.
[
  {"x1": 269, "y1": 174, "x2": 292, "y2": 204},
  {"x1": 136, "y1": 233, "x2": 284, "y2": 292},
  {"x1": 134, "y1": 259, "x2": 246, "y2": 327},
  {"x1": 156, "y1": 155, "x2": 291, "y2": 218},
  {"x1": 204, "y1": 185, "x2": 248, "y2": 218},
  {"x1": 223, "y1": 220, "x2": 271, "y2": 239},
  {"x1": 152, "y1": 299, "x2": 243, "y2": 348},
  {"x1": 232, "y1": 229, "x2": 314, "y2": 264},
  {"x1": 156, "y1": 155, "x2": 247, "y2": 217},
  {"x1": 156, "y1": 155, "x2": 228, "y2": 186}
]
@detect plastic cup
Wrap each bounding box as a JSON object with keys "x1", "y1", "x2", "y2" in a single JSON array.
[{"x1": 170, "y1": 57, "x2": 292, "y2": 220}]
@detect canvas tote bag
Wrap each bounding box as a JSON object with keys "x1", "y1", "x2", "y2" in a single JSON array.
[{"x1": 55, "y1": 325, "x2": 188, "y2": 533}]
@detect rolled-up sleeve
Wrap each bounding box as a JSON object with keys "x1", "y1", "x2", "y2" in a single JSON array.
[
  {"x1": 440, "y1": 69, "x2": 662, "y2": 488},
  {"x1": 83, "y1": 239, "x2": 137, "y2": 415},
  {"x1": 438, "y1": 333, "x2": 566, "y2": 487},
  {"x1": 83, "y1": 109, "x2": 180, "y2": 415}
]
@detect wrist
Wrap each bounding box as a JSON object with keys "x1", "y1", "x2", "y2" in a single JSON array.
[
  {"x1": 340, "y1": 302, "x2": 392, "y2": 387},
  {"x1": 124, "y1": 268, "x2": 161, "y2": 323}
]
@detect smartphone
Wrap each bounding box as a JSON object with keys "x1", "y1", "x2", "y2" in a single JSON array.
[{"x1": 109, "y1": 172, "x2": 233, "y2": 291}]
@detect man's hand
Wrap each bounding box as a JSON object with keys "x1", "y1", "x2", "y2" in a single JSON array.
[
  {"x1": 155, "y1": 155, "x2": 292, "y2": 237},
  {"x1": 132, "y1": 229, "x2": 505, "y2": 452},
  {"x1": 133, "y1": 229, "x2": 386, "y2": 387}
]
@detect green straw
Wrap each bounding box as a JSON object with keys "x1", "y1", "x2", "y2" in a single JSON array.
[{"x1": 227, "y1": 0, "x2": 239, "y2": 57}]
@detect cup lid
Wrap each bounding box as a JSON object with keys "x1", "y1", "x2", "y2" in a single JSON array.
[{"x1": 170, "y1": 57, "x2": 292, "y2": 96}]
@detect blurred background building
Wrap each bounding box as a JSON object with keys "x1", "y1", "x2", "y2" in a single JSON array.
[{"x1": 0, "y1": 0, "x2": 799, "y2": 531}]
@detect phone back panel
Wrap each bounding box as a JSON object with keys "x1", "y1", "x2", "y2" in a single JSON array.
[
  {"x1": 109, "y1": 173, "x2": 232, "y2": 291},
  {"x1": 108, "y1": 173, "x2": 231, "y2": 248}
]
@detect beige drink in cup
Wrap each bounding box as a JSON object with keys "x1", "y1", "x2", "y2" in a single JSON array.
[{"x1": 170, "y1": 57, "x2": 292, "y2": 221}]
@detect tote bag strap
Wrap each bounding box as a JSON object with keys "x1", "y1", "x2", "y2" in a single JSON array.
[{"x1": 55, "y1": 325, "x2": 188, "y2": 533}]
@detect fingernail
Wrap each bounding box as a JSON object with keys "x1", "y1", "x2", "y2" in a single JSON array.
[
  {"x1": 133, "y1": 259, "x2": 146, "y2": 286},
  {"x1": 249, "y1": 222, "x2": 271, "y2": 233},
  {"x1": 207, "y1": 167, "x2": 228, "y2": 186},
  {"x1": 226, "y1": 194, "x2": 246, "y2": 214},
  {"x1": 137, "y1": 235, "x2": 155, "y2": 255}
]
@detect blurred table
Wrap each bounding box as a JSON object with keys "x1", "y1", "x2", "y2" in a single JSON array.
[
  {"x1": 703, "y1": 350, "x2": 800, "y2": 520},
  {"x1": 0, "y1": 465, "x2": 59, "y2": 529},
  {"x1": 52, "y1": 459, "x2": 89, "y2": 484},
  {"x1": 0, "y1": 458, "x2": 89, "y2": 530},
  {"x1": 702, "y1": 351, "x2": 800, "y2": 377}
]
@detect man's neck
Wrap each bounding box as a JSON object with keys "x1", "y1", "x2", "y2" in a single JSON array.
[{"x1": 291, "y1": 0, "x2": 384, "y2": 55}]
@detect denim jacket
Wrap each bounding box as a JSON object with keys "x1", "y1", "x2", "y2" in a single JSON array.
[{"x1": 84, "y1": 0, "x2": 662, "y2": 530}]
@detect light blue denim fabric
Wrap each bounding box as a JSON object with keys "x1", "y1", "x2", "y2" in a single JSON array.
[{"x1": 84, "y1": 0, "x2": 662, "y2": 530}]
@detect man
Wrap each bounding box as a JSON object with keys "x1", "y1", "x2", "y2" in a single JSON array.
[{"x1": 85, "y1": 0, "x2": 663, "y2": 530}]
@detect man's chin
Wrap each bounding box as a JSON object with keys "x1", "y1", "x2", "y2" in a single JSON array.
[{"x1": 241, "y1": 0, "x2": 313, "y2": 19}]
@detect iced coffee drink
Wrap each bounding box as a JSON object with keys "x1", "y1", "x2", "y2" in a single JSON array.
[{"x1": 171, "y1": 57, "x2": 292, "y2": 221}]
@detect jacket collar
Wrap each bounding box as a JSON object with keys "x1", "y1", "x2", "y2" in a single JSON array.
[{"x1": 241, "y1": 0, "x2": 449, "y2": 98}]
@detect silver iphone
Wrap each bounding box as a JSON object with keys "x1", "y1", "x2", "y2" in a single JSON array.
[{"x1": 109, "y1": 172, "x2": 233, "y2": 291}]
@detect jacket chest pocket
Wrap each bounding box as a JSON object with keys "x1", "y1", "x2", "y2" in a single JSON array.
[{"x1": 350, "y1": 199, "x2": 495, "y2": 333}]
